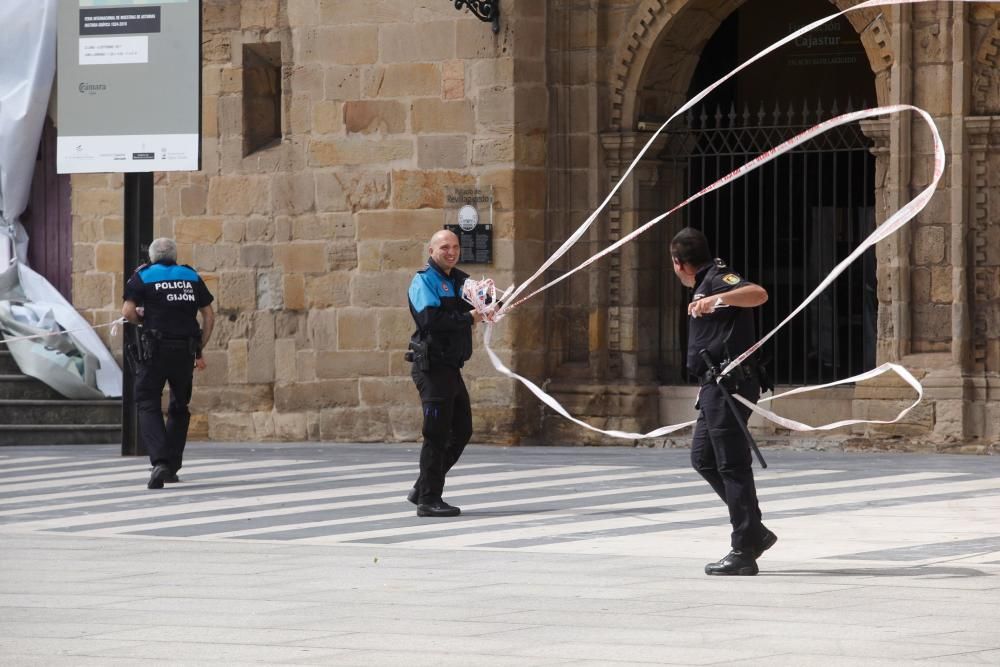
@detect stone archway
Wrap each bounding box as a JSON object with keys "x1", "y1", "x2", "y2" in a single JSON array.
[
  {"x1": 609, "y1": 0, "x2": 894, "y2": 132},
  {"x1": 595, "y1": 0, "x2": 898, "y2": 436}
]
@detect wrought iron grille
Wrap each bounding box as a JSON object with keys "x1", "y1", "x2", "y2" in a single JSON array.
[{"x1": 656, "y1": 99, "x2": 877, "y2": 386}]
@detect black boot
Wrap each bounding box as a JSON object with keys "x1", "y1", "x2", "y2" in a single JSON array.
[
  {"x1": 705, "y1": 550, "x2": 758, "y2": 576},
  {"x1": 754, "y1": 527, "x2": 778, "y2": 559},
  {"x1": 147, "y1": 464, "x2": 171, "y2": 490},
  {"x1": 416, "y1": 499, "x2": 461, "y2": 517}
]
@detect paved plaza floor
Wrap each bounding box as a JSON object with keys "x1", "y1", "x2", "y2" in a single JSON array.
[{"x1": 1, "y1": 442, "x2": 999, "y2": 665}]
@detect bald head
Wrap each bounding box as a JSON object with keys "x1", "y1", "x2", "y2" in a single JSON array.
[{"x1": 428, "y1": 229, "x2": 461, "y2": 274}]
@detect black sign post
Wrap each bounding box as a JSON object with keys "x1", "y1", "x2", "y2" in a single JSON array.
[{"x1": 121, "y1": 172, "x2": 153, "y2": 456}]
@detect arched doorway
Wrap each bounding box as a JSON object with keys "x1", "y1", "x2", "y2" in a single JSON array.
[{"x1": 652, "y1": 0, "x2": 879, "y2": 386}]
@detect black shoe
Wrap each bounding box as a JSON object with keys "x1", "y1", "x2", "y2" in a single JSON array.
[
  {"x1": 754, "y1": 527, "x2": 777, "y2": 559},
  {"x1": 406, "y1": 487, "x2": 418, "y2": 505},
  {"x1": 164, "y1": 471, "x2": 180, "y2": 483},
  {"x1": 705, "y1": 550, "x2": 758, "y2": 576},
  {"x1": 416, "y1": 500, "x2": 461, "y2": 517},
  {"x1": 147, "y1": 464, "x2": 171, "y2": 490}
]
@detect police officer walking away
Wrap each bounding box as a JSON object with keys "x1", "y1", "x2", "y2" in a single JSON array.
[
  {"x1": 670, "y1": 227, "x2": 776, "y2": 575},
  {"x1": 122, "y1": 238, "x2": 215, "y2": 489},
  {"x1": 406, "y1": 230, "x2": 484, "y2": 517}
]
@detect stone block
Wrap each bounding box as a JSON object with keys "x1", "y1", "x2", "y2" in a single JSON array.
[
  {"x1": 363, "y1": 63, "x2": 441, "y2": 98},
  {"x1": 360, "y1": 376, "x2": 413, "y2": 405},
  {"x1": 417, "y1": 135, "x2": 468, "y2": 169},
  {"x1": 315, "y1": 170, "x2": 390, "y2": 213},
  {"x1": 343, "y1": 100, "x2": 407, "y2": 134},
  {"x1": 283, "y1": 273, "x2": 306, "y2": 310},
  {"x1": 316, "y1": 351, "x2": 389, "y2": 378},
  {"x1": 218, "y1": 271, "x2": 257, "y2": 311},
  {"x1": 337, "y1": 308, "x2": 378, "y2": 349},
  {"x1": 319, "y1": 407, "x2": 391, "y2": 441},
  {"x1": 193, "y1": 349, "x2": 228, "y2": 386},
  {"x1": 412, "y1": 98, "x2": 474, "y2": 133},
  {"x1": 391, "y1": 170, "x2": 475, "y2": 209},
  {"x1": 246, "y1": 217, "x2": 277, "y2": 242},
  {"x1": 306, "y1": 308, "x2": 338, "y2": 350},
  {"x1": 379, "y1": 240, "x2": 425, "y2": 270},
  {"x1": 319, "y1": 0, "x2": 411, "y2": 23},
  {"x1": 274, "y1": 242, "x2": 327, "y2": 272},
  {"x1": 208, "y1": 412, "x2": 257, "y2": 441},
  {"x1": 380, "y1": 22, "x2": 455, "y2": 63},
  {"x1": 515, "y1": 168, "x2": 547, "y2": 209},
  {"x1": 227, "y1": 339, "x2": 248, "y2": 383},
  {"x1": 239, "y1": 245, "x2": 272, "y2": 268},
  {"x1": 350, "y1": 270, "x2": 410, "y2": 308},
  {"x1": 180, "y1": 185, "x2": 208, "y2": 216},
  {"x1": 208, "y1": 175, "x2": 271, "y2": 215},
  {"x1": 309, "y1": 137, "x2": 413, "y2": 166},
  {"x1": 305, "y1": 272, "x2": 351, "y2": 308},
  {"x1": 930, "y1": 267, "x2": 952, "y2": 303},
  {"x1": 247, "y1": 313, "x2": 276, "y2": 383},
  {"x1": 275, "y1": 380, "x2": 359, "y2": 411},
  {"x1": 914, "y1": 225, "x2": 946, "y2": 265},
  {"x1": 187, "y1": 413, "x2": 209, "y2": 440},
  {"x1": 443, "y1": 78, "x2": 464, "y2": 100},
  {"x1": 472, "y1": 137, "x2": 513, "y2": 165},
  {"x1": 313, "y1": 101, "x2": 343, "y2": 135},
  {"x1": 287, "y1": 0, "x2": 318, "y2": 27},
  {"x1": 297, "y1": 350, "x2": 318, "y2": 381},
  {"x1": 190, "y1": 384, "x2": 274, "y2": 412},
  {"x1": 94, "y1": 243, "x2": 122, "y2": 273},
  {"x1": 323, "y1": 66, "x2": 362, "y2": 100},
  {"x1": 73, "y1": 244, "x2": 95, "y2": 272},
  {"x1": 73, "y1": 189, "x2": 120, "y2": 216},
  {"x1": 388, "y1": 405, "x2": 421, "y2": 441},
  {"x1": 175, "y1": 218, "x2": 224, "y2": 245},
  {"x1": 252, "y1": 411, "x2": 276, "y2": 441},
  {"x1": 327, "y1": 241, "x2": 358, "y2": 271},
  {"x1": 74, "y1": 273, "x2": 113, "y2": 309},
  {"x1": 318, "y1": 25, "x2": 378, "y2": 64},
  {"x1": 274, "y1": 411, "x2": 310, "y2": 440},
  {"x1": 356, "y1": 209, "x2": 442, "y2": 241},
  {"x1": 376, "y1": 307, "x2": 414, "y2": 350},
  {"x1": 455, "y1": 17, "x2": 499, "y2": 59},
  {"x1": 272, "y1": 172, "x2": 316, "y2": 215}
]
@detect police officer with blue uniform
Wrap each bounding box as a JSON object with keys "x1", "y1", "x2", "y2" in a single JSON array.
[
  {"x1": 122, "y1": 237, "x2": 215, "y2": 489},
  {"x1": 670, "y1": 227, "x2": 776, "y2": 575},
  {"x1": 405, "y1": 230, "x2": 484, "y2": 517}
]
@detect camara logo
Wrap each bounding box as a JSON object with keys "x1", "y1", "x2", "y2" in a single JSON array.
[{"x1": 78, "y1": 82, "x2": 107, "y2": 94}]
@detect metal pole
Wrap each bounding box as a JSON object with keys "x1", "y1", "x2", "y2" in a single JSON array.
[{"x1": 122, "y1": 172, "x2": 154, "y2": 456}]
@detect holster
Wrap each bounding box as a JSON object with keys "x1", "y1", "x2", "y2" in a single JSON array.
[
  {"x1": 406, "y1": 339, "x2": 431, "y2": 372},
  {"x1": 138, "y1": 328, "x2": 160, "y2": 363}
]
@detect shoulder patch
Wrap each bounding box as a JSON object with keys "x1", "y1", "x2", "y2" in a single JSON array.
[{"x1": 722, "y1": 274, "x2": 741, "y2": 286}]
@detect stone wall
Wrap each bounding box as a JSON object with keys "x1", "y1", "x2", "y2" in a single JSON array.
[{"x1": 72, "y1": 0, "x2": 547, "y2": 444}]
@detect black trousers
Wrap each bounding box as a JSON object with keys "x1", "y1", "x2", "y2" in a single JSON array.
[
  {"x1": 411, "y1": 364, "x2": 472, "y2": 503},
  {"x1": 135, "y1": 341, "x2": 195, "y2": 473},
  {"x1": 691, "y1": 378, "x2": 766, "y2": 552}
]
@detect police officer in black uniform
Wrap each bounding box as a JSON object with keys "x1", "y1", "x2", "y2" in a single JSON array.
[
  {"x1": 405, "y1": 229, "x2": 484, "y2": 517},
  {"x1": 670, "y1": 227, "x2": 777, "y2": 575},
  {"x1": 122, "y1": 237, "x2": 215, "y2": 489}
]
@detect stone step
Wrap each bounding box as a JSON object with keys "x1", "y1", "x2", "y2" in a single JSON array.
[
  {"x1": 0, "y1": 351, "x2": 19, "y2": 374},
  {"x1": 0, "y1": 374, "x2": 66, "y2": 400},
  {"x1": 0, "y1": 399, "x2": 122, "y2": 425},
  {"x1": 0, "y1": 424, "x2": 122, "y2": 446}
]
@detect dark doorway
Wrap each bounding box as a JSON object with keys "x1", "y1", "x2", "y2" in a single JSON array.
[
  {"x1": 24, "y1": 116, "x2": 73, "y2": 300},
  {"x1": 652, "y1": 0, "x2": 878, "y2": 386}
]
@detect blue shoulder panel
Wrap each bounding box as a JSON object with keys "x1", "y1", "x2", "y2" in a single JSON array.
[
  {"x1": 139, "y1": 264, "x2": 201, "y2": 283},
  {"x1": 409, "y1": 272, "x2": 441, "y2": 313}
]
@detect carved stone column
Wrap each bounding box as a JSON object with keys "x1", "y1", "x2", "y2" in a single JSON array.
[{"x1": 600, "y1": 131, "x2": 669, "y2": 382}]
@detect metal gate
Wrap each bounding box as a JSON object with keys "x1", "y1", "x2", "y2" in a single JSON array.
[{"x1": 657, "y1": 100, "x2": 877, "y2": 386}]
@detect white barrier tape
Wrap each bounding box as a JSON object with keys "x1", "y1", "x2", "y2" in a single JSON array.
[
  {"x1": 482, "y1": 0, "x2": 959, "y2": 440},
  {"x1": 1, "y1": 317, "x2": 126, "y2": 345},
  {"x1": 495, "y1": 0, "x2": 957, "y2": 317}
]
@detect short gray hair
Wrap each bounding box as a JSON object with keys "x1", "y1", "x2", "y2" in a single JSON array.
[{"x1": 148, "y1": 238, "x2": 178, "y2": 263}]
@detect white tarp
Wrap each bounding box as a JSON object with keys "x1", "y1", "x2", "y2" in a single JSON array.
[
  {"x1": 0, "y1": 0, "x2": 122, "y2": 399},
  {"x1": 0, "y1": 0, "x2": 56, "y2": 265}
]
